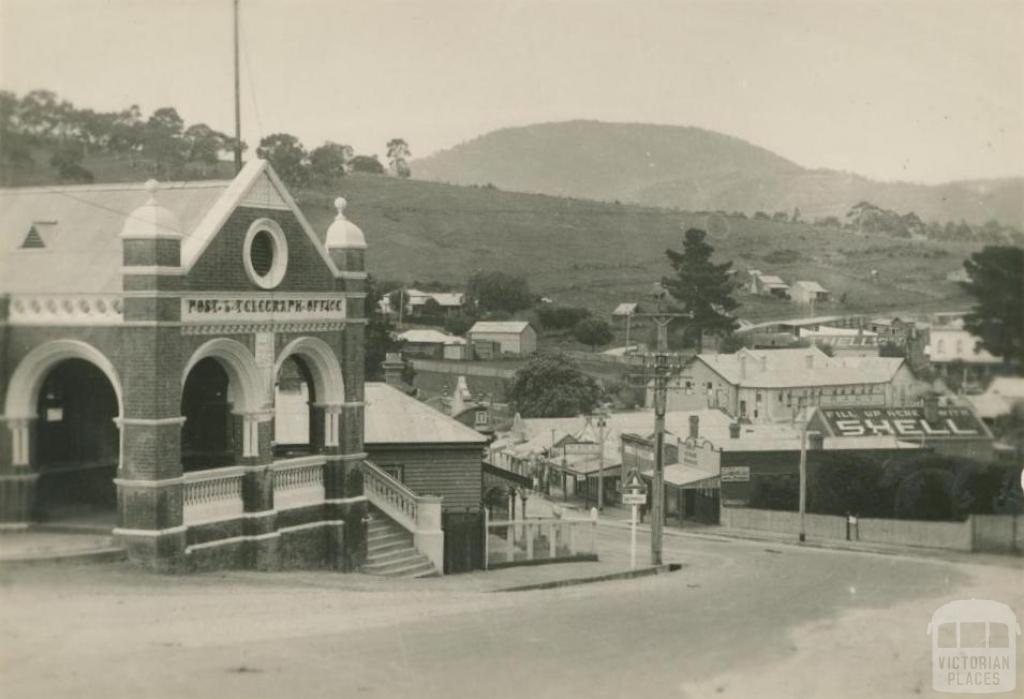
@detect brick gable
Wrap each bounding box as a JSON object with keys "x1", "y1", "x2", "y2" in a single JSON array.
[{"x1": 186, "y1": 206, "x2": 336, "y2": 291}]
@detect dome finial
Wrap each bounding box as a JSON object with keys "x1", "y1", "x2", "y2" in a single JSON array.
[
  {"x1": 325, "y1": 195, "x2": 366, "y2": 250},
  {"x1": 119, "y1": 179, "x2": 181, "y2": 240}
]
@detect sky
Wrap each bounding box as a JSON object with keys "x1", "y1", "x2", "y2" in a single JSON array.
[{"x1": 1, "y1": 0, "x2": 1022, "y2": 184}]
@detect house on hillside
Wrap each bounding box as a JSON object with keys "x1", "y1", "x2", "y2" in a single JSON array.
[
  {"x1": 654, "y1": 346, "x2": 921, "y2": 422},
  {"x1": 926, "y1": 321, "x2": 1008, "y2": 391},
  {"x1": 468, "y1": 320, "x2": 537, "y2": 357},
  {"x1": 405, "y1": 289, "x2": 466, "y2": 317},
  {"x1": 396, "y1": 328, "x2": 467, "y2": 360},
  {"x1": 791, "y1": 280, "x2": 830, "y2": 306},
  {"x1": 748, "y1": 270, "x2": 791, "y2": 299}
]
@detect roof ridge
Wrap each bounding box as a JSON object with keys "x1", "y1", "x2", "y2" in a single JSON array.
[{"x1": 0, "y1": 180, "x2": 232, "y2": 195}]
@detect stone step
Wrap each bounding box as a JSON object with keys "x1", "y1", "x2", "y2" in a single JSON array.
[
  {"x1": 375, "y1": 558, "x2": 439, "y2": 578},
  {"x1": 366, "y1": 532, "x2": 409, "y2": 548},
  {"x1": 367, "y1": 518, "x2": 402, "y2": 531},
  {"x1": 366, "y1": 538, "x2": 412, "y2": 556},
  {"x1": 362, "y1": 555, "x2": 438, "y2": 577},
  {"x1": 367, "y1": 524, "x2": 402, "y2": 538},
  {"x1": 365, "y1": 546, "x2": 424, "y2": 566},
  {"x1": 361, "y1": 507, "x2": 438, "y2": 578}
]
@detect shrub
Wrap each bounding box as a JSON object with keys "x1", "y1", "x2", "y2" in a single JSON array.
[{"x1": 536, "y1": 305, "x2": 591, "y2": 330}]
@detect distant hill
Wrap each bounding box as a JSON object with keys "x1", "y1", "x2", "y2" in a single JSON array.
[
  {"x1": 3, "y1": 147, "x2": 979, "y2": 323},
  {"x1": 413, "y1": 121, "x2": 1024, "y2": 228}
]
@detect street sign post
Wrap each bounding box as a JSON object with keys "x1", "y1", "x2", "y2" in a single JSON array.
[{"x1": 622, "y1": 469, "x2": 647, "y2": 569}]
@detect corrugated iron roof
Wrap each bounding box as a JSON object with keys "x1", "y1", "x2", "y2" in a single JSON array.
[
  {"x1": 0, "y1": 180, "x2": 228, "y2": 293},
  {"x1": 397, "y1": 329, "x2": 464, "y2": 345},
  {"x1": 469, "y1": 320, "x2": 532, "y2": 334},
  {"x1": 692, "y1": 348, "x2": 905, "y2": 388},
  {"x1": 793, "y1": 280, "x2": 828, "y2": 293},
  {"x1": 364, "y1": 382, "x2": 487, "y2": 445}
]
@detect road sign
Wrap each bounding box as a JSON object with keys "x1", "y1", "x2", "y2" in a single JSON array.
[
  {"x1": 624, "y1": 468, "x2": 647, "y2": 494},
  {"x1": 622, "y1": 492, "x2": 647, "y2": 505}
]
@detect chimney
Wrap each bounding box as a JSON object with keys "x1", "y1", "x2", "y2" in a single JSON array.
[
  {"x1": 729, "y1": 422, "x2": 741, "y2": 439},
  {"x1": 689, "y1": 415, "x2": 699, "y2": 441},
  {"x1": 808, "y1": 432, "x2": 824, "y2": 450},
  {"x1": 382, "y1": 352, "x2": 405, "y2": 387},
  {"x1": 739, "y1": 354, "x2": 748, "y2": 379},
  {"x1": 805, "y1": 354, "x2": 814, "y2": 369},
  {"x1": 923, "y1": 393, "x2": 939, "y2": 423}
]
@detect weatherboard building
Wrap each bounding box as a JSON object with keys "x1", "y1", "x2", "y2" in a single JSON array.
[{"x1": 0, "y1": 160, "x2": 383, "y2": 570}]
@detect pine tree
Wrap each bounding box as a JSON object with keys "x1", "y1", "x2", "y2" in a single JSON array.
[
  {"x1": 661, "y1": 228, "x2": 739, "y2": 352},
  {"x1": 962, "y1": 246, "x2": 1024, "y2": 366}
]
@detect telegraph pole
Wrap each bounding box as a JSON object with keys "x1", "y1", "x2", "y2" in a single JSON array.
[
  {"x1": 634, "y1": 284, "x2": 690, "y2": 566},
  {"x1": 798, "y1": 427, "x2": 807, "y2": 543},
  {"x1": 233, "y1": 0, "x2": 243, "y2": 173},
  {"x1": 596, "y1": 410, "x2": 607, "y2": 511}
]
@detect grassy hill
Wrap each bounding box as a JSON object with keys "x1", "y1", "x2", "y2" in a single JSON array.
[
  {"x1": 5, "y1": 148, "x2": 980, "y2": 325},
  {"x1": 414, "y1": 120, "x2": 1024, "y2": 229},
  {"x1": 308, "y1": 175, "x2": 978, "y2": 323}
]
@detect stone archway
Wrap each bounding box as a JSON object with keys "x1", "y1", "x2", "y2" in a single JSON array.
[
  {"x1": 180, "y1": 338, "x2": 267, "y2": 468},
  {"x1": 274, "y1": 337, "x2": 346, "y2": 452},
  {"x1": 4, "y1": 340, "x2": 124, "y2": 523}
]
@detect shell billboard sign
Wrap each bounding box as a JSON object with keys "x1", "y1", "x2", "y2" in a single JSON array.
[{"x1": 812, "y1": 407, "x2": 990, "y2": 440}]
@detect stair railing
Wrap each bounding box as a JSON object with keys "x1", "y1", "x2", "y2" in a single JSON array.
[{"x1": 360, "y1": 460, "x2": 444, "y2": 573}]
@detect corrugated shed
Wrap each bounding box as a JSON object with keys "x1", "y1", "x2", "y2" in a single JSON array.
[
  {"x1": 793, "y1": 280, "x2": 828, "y2": 293},
  {"x1": 397, "y1": 329, "x2": 463, "y2": 345},
  {"x1": 469, "y1": 320, "x2": 532, "y2": 334}
]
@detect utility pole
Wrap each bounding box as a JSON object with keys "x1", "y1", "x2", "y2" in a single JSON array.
[
  {"x1": 596, "y1": 410, "x2": 607, "y2": 511},
  {"x1": 798, "y1": 427, "x2": 807, "y2": 543},
  {"x1": 233, "y1": 0, "x2": 242, "y2": 173},
  {"x1": 633, "y1": 283, "x2": 690, "y2": 566}
]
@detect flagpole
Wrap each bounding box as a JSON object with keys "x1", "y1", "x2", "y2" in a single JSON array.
[{"x1": 233, "y1": 0, "x2": 243, "y2": 172}]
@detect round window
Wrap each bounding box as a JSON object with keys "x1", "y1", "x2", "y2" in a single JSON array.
[
  {"x1": 250, "y1": 230, "x2": 275, "y2": 276},
  {"x1": 243, "y1": 219, "x2": 288, "y2": 289}
]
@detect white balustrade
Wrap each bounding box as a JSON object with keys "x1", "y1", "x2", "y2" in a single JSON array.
[
  {"x1": 272, "y1": 456, "x2": 326, "y2": 510},
  {"x1": 360, "y1": 460, "x2": 420, "y2": 531},
  {"x1": 360, "y1": 461, "x2": 444, "y2": 572},
  {"x1": 182, "y1": 466, "x2": 245, "y2": 524}
]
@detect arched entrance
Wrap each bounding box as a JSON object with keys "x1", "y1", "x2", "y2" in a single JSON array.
[
  {"x1": 180, "y1": 357, "x2": 234, "y2": 470},
  {"x1": 273, "y1": 337, "x2": 346, "y2": 456},
  {"x1": 180, "y1": 338, "x2": 266, "y2": 471},
  {"x1": 33, "y1": 359, "x2": 120, "y2": 521},
  {"x1": 274, "y1": 355, "x2": 316, "y2": 456},
  {"x1": 4, "y1": 340, "x2": 123, "y2": 526}
]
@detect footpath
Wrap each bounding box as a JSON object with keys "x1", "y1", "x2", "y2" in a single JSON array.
[{"x1": 546, "y1": 496, "x2": 1024, "y2": 570}]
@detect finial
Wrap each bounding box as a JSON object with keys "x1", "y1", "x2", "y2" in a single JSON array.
[
  {"x1": 144, "y1": 179, "x2": 160, "y2": 204},
  {"x1": 334, "y1": 196, "x2": 347, "y2": 218}
]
